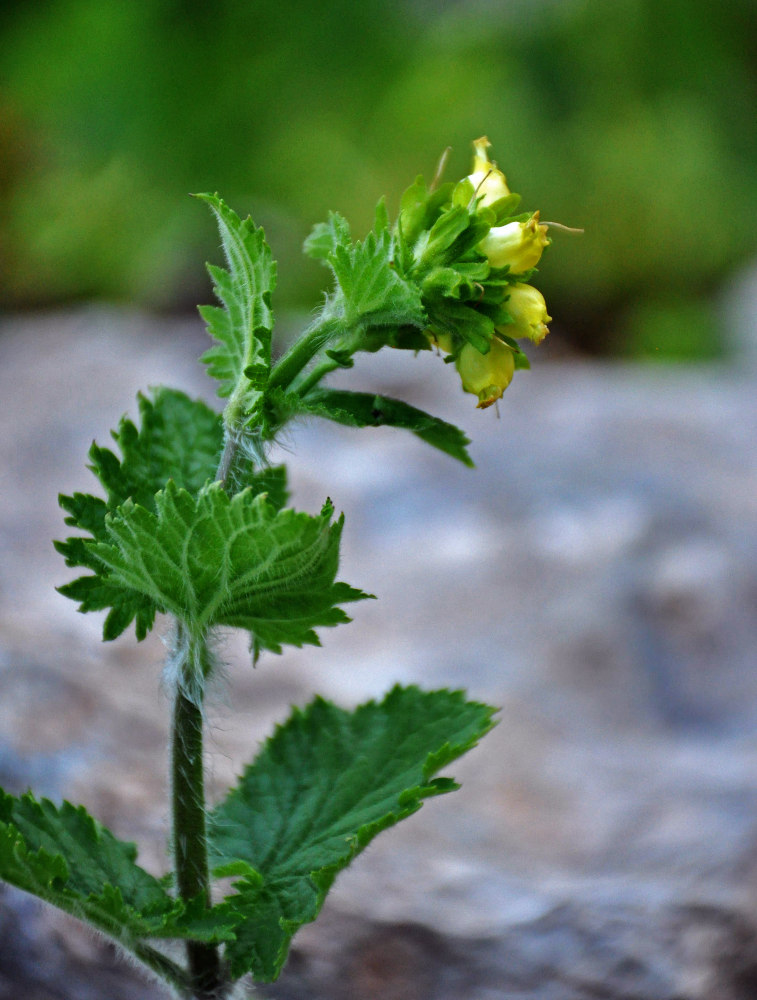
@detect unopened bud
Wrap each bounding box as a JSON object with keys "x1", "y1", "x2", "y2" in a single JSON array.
[
  {"x1": 456, "y1": 338, "x2": 516, "y2": 408},
  {"x1": 468, "y1": 136, "x2": 511, "y2": 207},
  {"x1": 478, "y1": 212, "x2": 549, "y2": 272},
  {"x1": 503, "y1": 283, "x2": 551, "y2": 344}
]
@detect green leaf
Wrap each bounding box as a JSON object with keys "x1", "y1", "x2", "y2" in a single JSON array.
[
  {"x1": 90, "y1": 482, "x2": 370, "y2": 659},
  {"x1": 330, "y1": 230, "x2": 426, "y2": 331},
  {"x1": 426, "y1": 298, "x2": 494, "y2": 353},
  {"x1": 373, "y1": 196, "x2": 390, "y2": 235},
  {"x1": 196, "y1": 193, "x2": 277, "y2": 423},
  {"x1": 56, "y1": 388, "x2": 289, "y2": 641},
  {"x1": 207, "y1": 685, "x2": 497, "y2": 981},
  {"x1": 0, "y1": 789, "x2": 237, "y2": 948},
  {"x1": 303, "y1": 211, "x2": 352, "y2": 262},
  {"x1": 297, "y1": 388, "x2": 474, "y2": 466},
  {"x1": 398, "y1": 175, "x2": 454, "y2": 247},
  {"x1": 88, "y1": 387, "x2": 223, "y2": 510}
]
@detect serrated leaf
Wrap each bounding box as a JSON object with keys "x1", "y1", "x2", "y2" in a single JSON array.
[
  {"x1": 90, "y1": 482, "x2": 370, "y2": 659},
  {"x1": 196, "y1": 193, "x2": 276, "y2": 422},
  {"x1": 0, "y1": 790, "x2": 169, "y2": 942},
  {"x1": 56, "y1": 389, "x2": 288, "y2": 641},
  {"x1": 0, "y1": 788, "x2": 240, "y2": 954},
  {"x1": 207, "y1": 685, "x2": 497, "y2": 980},
  {"x1": 330, "y1": 230, "x2": 425, "y2": 331},
  {"x1": 87, "y1": 388, "x2": 223, "y2": 510},
  {"x1": 297, "y1": 388, "x2": 474, "y2": 466},
  {"x1": 303, "y1": 211, "x2": 352, "y2": 262}
]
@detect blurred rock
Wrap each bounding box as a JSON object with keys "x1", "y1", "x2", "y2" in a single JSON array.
[{"x1": 0, "y1": 310, "x2": 756, "y2": 998}]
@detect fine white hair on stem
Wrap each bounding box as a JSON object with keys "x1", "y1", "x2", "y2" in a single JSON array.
[{"x1": 161, "y1": 621, "x2": 221, "y2": 711}]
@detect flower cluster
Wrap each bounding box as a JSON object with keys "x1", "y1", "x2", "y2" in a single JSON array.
[{"x1": 396, "y1": 136, "x2": 554, "y2": 408}]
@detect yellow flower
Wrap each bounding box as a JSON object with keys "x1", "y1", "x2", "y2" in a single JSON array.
[
  {"x1": 477, "y1": 212, "x2": 549, "y2": 272},
  {"x1": 503, "y1": 283, "x2": 551, "y2": 344},
  {"x1": 456, "y1": 338, "x2": 516, "y2": 408},
  {"x1": 467, "y1": 136, "x2": 511, "y2": 207}
]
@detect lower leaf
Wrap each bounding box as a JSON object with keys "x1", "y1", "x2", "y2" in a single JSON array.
[{"x1": 208, "y1": 685, "x2": 497, "y2": 980}]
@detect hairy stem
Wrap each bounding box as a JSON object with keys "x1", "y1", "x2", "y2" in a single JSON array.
[
  {"x1": 267, "y1": 313, "x2": 342, "y2": 393},
  {"x1": 132, "y1": 942, "x2": 193, "y2": 995},
  {"x1": 170, "y1": 627, "x2": 224, "y2": 999},
  {"x1": 290, "y1": 356, "x2": 341, "y2": 398},
  {"x1": 216, "y1": 427, "x2": 241, "y2": 489}
]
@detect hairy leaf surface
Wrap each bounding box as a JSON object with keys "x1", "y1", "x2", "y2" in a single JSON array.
[
  {"x1": 207, "y1": 686, "x2": 497, "y2": 980},
  {"x1": 89, "y1": 483, "x2": 369, "y2": 658},
  {"x1": 298, "y1": 387, "x2": 474, "y2": 466},
  {"x1": 196, "y1": 194, "x2": 276, "y2": 422},
  {"x1": 330, "y1": 229, "x2": 425, "y2": 331},
  {"x1": 0, "y1": 789, "x2": 237, "y2": 947},
  {"x1": 56, "y1": 388, "x2": 288, "y2": 641},
  {"x1": 303, "y1": 211, "x2": 352, "y2": 263}
]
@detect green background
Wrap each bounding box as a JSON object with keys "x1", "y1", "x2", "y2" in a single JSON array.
[{"x1": 2, "y1": 0, "x2": 756, "y2": 358}]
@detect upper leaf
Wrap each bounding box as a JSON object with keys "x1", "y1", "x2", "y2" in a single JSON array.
[
  {"x1": 207, "y1": 685, "x2": 497, "y2": 980},
  {"x1": 297, "y1": 387, "x2": 474, "y2": 466},
  {"x1": 56, "y1": 388, "x2": 288, "y2": 641},
  {"x1": 0, "y1": 788, "x2": 237, "y2": 948},
  {"x1": 88, "y1": 387, "x2": 223, "y2": 509},
  {"x1": 196, "y1": 193, "x2": 277, "y2": 423},
  {"x1": 329, "y1": 229, "x2": 425, "y2": 332},
  {"x1": 303, "y1": 211, "x2": 352, "y2": 263},
  {"x1": 89, "y1": 482, "x2": 370, "y2": 659}
]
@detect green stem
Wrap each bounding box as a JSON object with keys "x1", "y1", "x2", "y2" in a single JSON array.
[
  {"x1": 292, "y1": 357, "x2": 341, "y2": 398},
  {"x1": 132, "y1": 942, "x2": 193, "y2": 995},
  {"x1": 216, "y1": 427, "x2": 240, "y2": 489},
  {"x1": 267, "y1": 313, "x2": 342, "y2": 393},
  {"x1": 170, "y1": 627, "x2": 224, "y2": 999}
]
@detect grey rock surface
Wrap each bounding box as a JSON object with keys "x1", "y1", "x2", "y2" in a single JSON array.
[{"x1": 1, "y1": 309, "x2": 756, "y2": 998}]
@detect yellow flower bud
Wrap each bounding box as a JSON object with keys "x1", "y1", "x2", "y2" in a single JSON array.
[
  {"x1": 456, "y1": 338, "x2": 516, "y2": 409},
  {"x1": 467, "y1": 136, "x2": 511, "y2": 207},
  {"x1": 503, "y1": 283, "x2": 551, "y2": 344},
  {"x1": 477, "y1": 212, "x2": 549, "y2": 272}
]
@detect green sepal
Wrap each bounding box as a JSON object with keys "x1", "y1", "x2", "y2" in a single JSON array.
[
  {"x1": 89, "y1": 481, "x2": 370, "y2": 659},
  {"x1": 427, "y1": 298, "x2": 494, "y2": 353},
  {"x1": 398, "y1": 175, "x2": 454, "y2": 247},
  {"x1": 494, "y1": 327, "x2": 534, "y2": 371},
  {"x1": 490, "y1": 192, "x2": 522, "y2": 222},
  {"x1": 295, "y1": 387, "x2": 474, "y2": 466},
  {"x1": 373, "y1": 196, "x2": 390, "y2": 235},
  {"x1": 0, "y1": 789, "x2": 237, "y2": 948},
  {"x1": 513, "y1": 349, "x2": 531, "y2": 371},
  {"x1": 421, "y1": 265, "x2": 482, "y2": 302},
  {"x1": 207, "y1": 685, "x2": 497, "y2": 981},
  {"x1": 195, "y1": 193, "x2": 276, "y2": 425}
]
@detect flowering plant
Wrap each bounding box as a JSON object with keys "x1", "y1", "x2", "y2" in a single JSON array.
[{"x1": 0, "y1": 138, "x2": 561, "y2": 999}]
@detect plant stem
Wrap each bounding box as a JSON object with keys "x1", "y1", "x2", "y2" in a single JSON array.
[
  {"x1": 170, "y1": 627, "x2": 224, "y2": 999},
  {"x1": 290, "y1": 356, "x2": 341, "y2": 398},
  {"x1": 132, "y1": 942, "x2": 193, "y2": 995},
  {"x1": 267, "y1": 313, "x2": 342, "y2": 393},
  {"x1": 166, "y1": 315, "x2": 345, "y2": 997},
  {"x1": 216, "y1": 427, "x2": 240, "y2": 489}
]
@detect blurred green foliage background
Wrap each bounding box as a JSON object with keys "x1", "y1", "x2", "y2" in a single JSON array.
[{"x1": 1, "y1": 0, "x2": 756, "y2": 358}]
